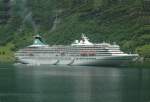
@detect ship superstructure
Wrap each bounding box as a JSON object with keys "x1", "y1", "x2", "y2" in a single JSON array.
[{"x1": 15, "y1": 34, "x2": 138, "y2": 66}]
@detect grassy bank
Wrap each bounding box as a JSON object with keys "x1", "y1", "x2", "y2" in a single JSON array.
[
  {"x1": 0, "y1": 44, "x2": 15, "y2": 63},
  {"x1": 128, "y1": 60, "x2": 150, "y2": 68},
  {"x1": 0, "y1": 55, "x2": 15, "y2": 63}
]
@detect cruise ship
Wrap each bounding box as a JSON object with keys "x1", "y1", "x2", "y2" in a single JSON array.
[{"x1": 15, "y1": 34, "x2": 138, "y2": 66}]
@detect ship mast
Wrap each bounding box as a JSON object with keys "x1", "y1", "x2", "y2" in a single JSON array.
[{"x1": 72, "y1": 34, "x2": 93, "y2": 46}]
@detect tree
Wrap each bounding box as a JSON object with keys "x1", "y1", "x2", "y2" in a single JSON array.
[{"x1": 136, "y1": 45, "x2": 150, "y2": 58}]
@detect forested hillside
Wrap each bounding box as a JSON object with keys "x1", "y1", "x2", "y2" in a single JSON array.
[{"x1": 0, "y1": 0, "x2": 149, "y2": 59}]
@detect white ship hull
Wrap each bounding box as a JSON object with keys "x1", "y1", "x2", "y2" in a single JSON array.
[
  {"x1": 17, "y1": 54, "x2": 138, "y2": 66},
  {"x1": 18, "y1": 57, "x2": 58, "y2": 65},
  {"x1": 72, "y1": 55, "x2": 137, "y2": 66}
]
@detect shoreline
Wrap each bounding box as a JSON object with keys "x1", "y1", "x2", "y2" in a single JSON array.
[
  {"x1": 1, "y1": 53, "x2": 150, "y2": 68},
  {"x1": 0, "y1": 60, "x2": 150, "y2": 68},
  {"x1": 127, "y1": 61, "x2": 150, "y2": 68}
]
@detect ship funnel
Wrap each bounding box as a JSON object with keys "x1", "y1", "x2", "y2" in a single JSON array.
[
  {"x1": 34, "y1": 34, "x2": 41, "y2": 38},
  {"x1": 32, "y1": 34, "x2": 46, "y2": 46}
]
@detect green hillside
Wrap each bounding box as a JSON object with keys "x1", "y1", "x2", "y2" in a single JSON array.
[{"x1": 0, "y1": 0, "x2": 150, "y2": 61}]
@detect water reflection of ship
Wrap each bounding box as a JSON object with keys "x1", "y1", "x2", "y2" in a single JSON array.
[{"x1": 14, "y1": 64, "x2": 147, "y2": 102}]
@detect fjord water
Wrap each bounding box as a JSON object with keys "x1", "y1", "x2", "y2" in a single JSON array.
[{"x1": 0, "y1": 64, "x2": 150, "y2": 102}]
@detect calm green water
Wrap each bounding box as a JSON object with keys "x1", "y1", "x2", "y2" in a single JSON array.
[{"x1": 0, "y1": 64, "x2": 150, "y2": 102}]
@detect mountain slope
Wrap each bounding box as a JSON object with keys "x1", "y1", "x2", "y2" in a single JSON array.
[{"x1": 0, "y1": 0, "x2": 149, "y2": 57}]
